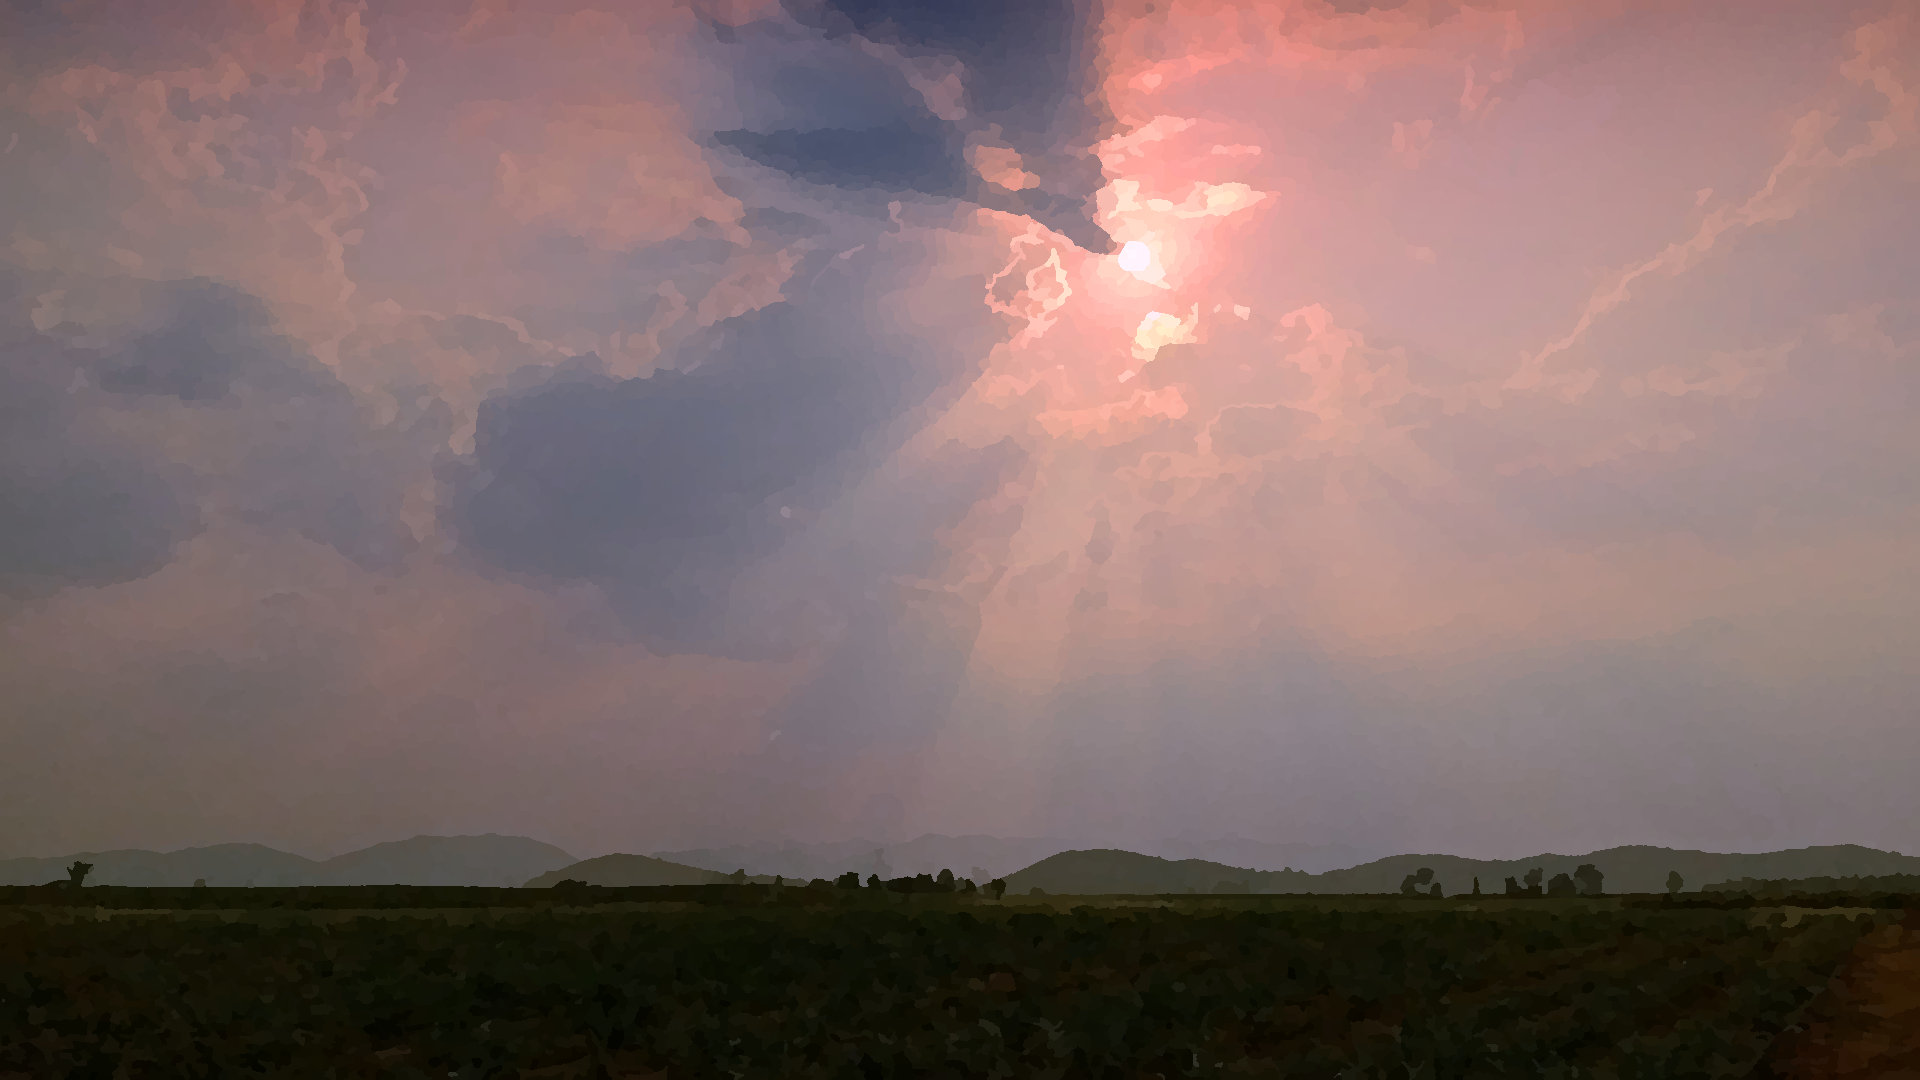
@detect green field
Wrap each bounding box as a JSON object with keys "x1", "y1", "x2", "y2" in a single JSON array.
[{"x1": 0, "y1": 889, "x2": 1889, "y2": 1079}]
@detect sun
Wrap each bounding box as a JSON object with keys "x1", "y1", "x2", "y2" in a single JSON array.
[{"x1": 1116, "y1": 239, "x2": 1153, "y2": 272}]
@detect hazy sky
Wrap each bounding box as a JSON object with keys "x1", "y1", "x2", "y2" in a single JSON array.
[{"x1": 2, "y1": 0, "x2": 1916, "y2": 861}]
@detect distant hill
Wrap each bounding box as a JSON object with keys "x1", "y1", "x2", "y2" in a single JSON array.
[
  {"x1": 1006, "y1": 850, "x2": 1314, "y2": 896},
  {"x1": 1142, "y1": 838, "x2": 1368, "y2": 876},
  {"x1": 0, "y1": 843, "x2": 320, "y2": 887},
  {"x1": 1309, "y1": 846, "x2": 1920, "y2": 897},
  {"x1": 0, "y1": 835, "x2": 574, "y2": 888},
  {"x1": 316, "y1": 835, "x2": 575, "y2": 887},
  {"x1": 525, "y1": 853, "x2": 780, "y2": 888},
  {"x1": 1003, "y1": 845, "x2": 1920, "y2": 897}
]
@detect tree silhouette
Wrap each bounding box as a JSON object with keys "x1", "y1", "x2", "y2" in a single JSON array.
[
  {"x1": 936, "y1": 868, "x2": 955, "y2": 892},
  {"x1": 1546, "y1": 872, "x2": 1577, "y2": 898},
  {"x1": 1667, "y1": 870, "x2": 1685, "y2": 895},
  {"x1": 987, "y1": 878, "x2": 1007, "y2": 900},
  {"x1": 1572, "y1": 863, "x2": 1604, "y2": 897},
  {"x1": 836, "y1": 871, "x2": 861, "y2": 889},
  {"x1": 1523, "y1": 867, "x2": 1544, "y2": 897},
  {"x1": 66, "y1": 861, "x2": 92, "y2": 888},
  {"x1": 1399, "y1": 867, "x2": 1435, "y2": 896},
  {"x1": 1428, "y1": 882, "x2": 1442, "y2": 898},
  {"x1": 1503, "y1": 875, "x2": 1522, "y2": 896},
  {"x1": 1472, "y1": 876, "x2": 1482, "y2": 896},
  {"x1": 730, "y1": 868, "x2": 747, "y2": 885},
  {"x1": 866, "y1": 874, "x2": 881, "y2": 890}
]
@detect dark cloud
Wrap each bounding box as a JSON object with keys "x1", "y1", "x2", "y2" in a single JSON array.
[
  {"x1": 450, "y1": 244, "x2": 1013, "y2": 647},
  {"x1": 0, "y1": 341, "x2": 200, "y2": 594},
  {"x1": 88, "y1": 280, "x2": 300, "y2": 401},
  {"x1": 715, "y1": 120, "x2": 968, "y2": 195},
  {"x1": 2, "y1": 276, "x2": 430, "y2": 580},
  {"x1": 797, "y1": 0, "x2": 1090, "y2": 131},
  {"x1": 709, "y1": 0, "x2": 1114, "y2": 250}
]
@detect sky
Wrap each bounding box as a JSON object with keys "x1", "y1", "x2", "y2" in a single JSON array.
[{"x1": 1, "y1": 0, "x2": 1916, "y2": 862}]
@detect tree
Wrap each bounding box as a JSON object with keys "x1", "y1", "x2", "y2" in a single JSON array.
[
  {"x1": 1503, "y1": 875, "x2": 1522, "y2": 896},
  {"x1": 866, "y1": 874, "x2": 881, "y2": 890},
  {"x1": 1428, "y1": 882, "x2": 1442, "y2": 898},
  {"x1": 1399, "y1": 867, "x2": 1435, "y2": 896},
  {"x1": 1523, "y1": 868, "x2": 1544, "y2": 897},
  {"x1": 1573, "y1": 863, "x2": 1604, "y2": 897},
  {"x1": 1472, "y1": 876, "x2": 1482, "y2": 896},
  {"x1": 987, "y1": 878, "x2": 1007, "y2": 900},
  {"x1": 730, "y1": 868, "x2": 747, "y2": 885},
  {"x1": 836, "y1": 871, "x2": 861, "y2": 890},
  {"x1": 67, "y1": 861, "x2": 92, "y2": 888},
  {"x1": 936, "y1": 868, "x2": 955, "y2": 892},
  {"x1": 960, "y1": 878, "x2": 977, "y2": 895},
  {"x1": 1546, "y1": 872, "x2": 1577, "y2": 898},
  {"x1": 1666, "y1": 870, "x2": 1685, "y2": 896}
]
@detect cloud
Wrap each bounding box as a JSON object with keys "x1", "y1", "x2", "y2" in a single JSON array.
[
  {"x1": 448, "y1": 236, "x2": 1014, "y2": 648},
  {"x1": 5, "y1": 0, "x2": 1920, "y2": 860},
  {"x1": 0, "y1": 321, "x2": 200, "y2": 593},
  {"x1": 3, "y1": 272, "x2": 432, "y2": 582},
  {"x1": 760, "y1": 0, "x2": 1116, "y2": 250},
  {"x1": 1507, "y1": 8, "x2": 1918, "y2": 393},
  {"x1": 716, "y1": 119, "x2": 969, "y2": 195}
]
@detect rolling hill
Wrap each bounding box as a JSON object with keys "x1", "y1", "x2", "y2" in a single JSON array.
[
  {"x1": 0, "y1": 843, "x2": 319, "y2": 887},
  {"x1": 0, "y1": 835, "x2": 575, "y2": 888},
  {"x1": 314, "y1": 835, "x2": 575, "y2": 886},
  {"x1": 524, "y1": 853, "x2": 778, "y2": 888},
  {"x1": 1002, "y1": 844, "x2": 1920, "y2": 896}
]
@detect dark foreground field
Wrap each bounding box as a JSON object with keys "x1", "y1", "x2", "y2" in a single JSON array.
[{"x1": 0, "y1": 888, "x2": 1900, "y2": 1079}]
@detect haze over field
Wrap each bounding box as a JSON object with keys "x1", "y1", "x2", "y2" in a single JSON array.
[{"x1": 2, "y1": 0, "x2": 1916, "y2": 863}]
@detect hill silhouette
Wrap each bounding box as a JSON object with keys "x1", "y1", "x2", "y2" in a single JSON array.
[
  {"x1": 1003, "y1": 844, "x2": 1920, "y2": 896},
  {"x1": 1005, "y1": 850, "x2": 1313, "y2": 895},
  {"x1": 654, "y1": 834, "x2": 1366, "y2": 882},
  {"x1": 526, "y1": 853, "x2": 790, "y2": 888},
  {"x1": 315, "y1": 835, "x2": 575, "y2": 886},
  {"x1": 0, "y1": 843, "x2": 320, "y2": 887},
  {"x1": 0, "y1": 835, "x2": 575, "y2": 887}
]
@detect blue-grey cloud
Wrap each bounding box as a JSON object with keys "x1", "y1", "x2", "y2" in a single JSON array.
[
  {"x1": 707, "y1": 0, "x2": 1114, "y2": 250},
  {"x1": 449, "y1": 240, "x2": 1013, "y2": 648},
  {"x1": 0, "y1": 274, "x2": 200, "y2": 593},
  {"x1": 715, "y1": 120, "x2": 968, "y2": 196},
  {"x1": 2, "y1": 275, "x2": 432, "y2": 582}
]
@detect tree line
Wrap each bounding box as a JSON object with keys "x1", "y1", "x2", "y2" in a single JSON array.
[
  {"x1": 1401, "y1": 864, "x2": 1614, "y2": 898},
  {"x1": 710, "y1": 867, "x2": 1011, "y2": 900}
]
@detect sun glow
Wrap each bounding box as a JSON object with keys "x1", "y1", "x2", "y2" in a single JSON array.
[{"x1": 1117, "y1": 240, "x2": 1152, "y2": 272}]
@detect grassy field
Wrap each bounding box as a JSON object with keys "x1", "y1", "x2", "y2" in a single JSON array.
[{"x1": 0, "y1": 888, "x2": 1895, "y2": 1079}]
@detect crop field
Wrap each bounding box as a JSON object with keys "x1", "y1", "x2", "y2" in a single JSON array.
[{"x1": 0, "y1": 889, "x2": 1895, "y2": 1079}]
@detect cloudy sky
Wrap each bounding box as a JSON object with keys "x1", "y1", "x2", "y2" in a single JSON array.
[{"x1": 1, "y1": 0, "x2": 1915, "y2": 862}]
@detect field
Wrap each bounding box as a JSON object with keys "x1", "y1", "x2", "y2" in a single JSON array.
[{"x1": 0, "y1": 888, "x2": 1899, "y2": 1079}]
